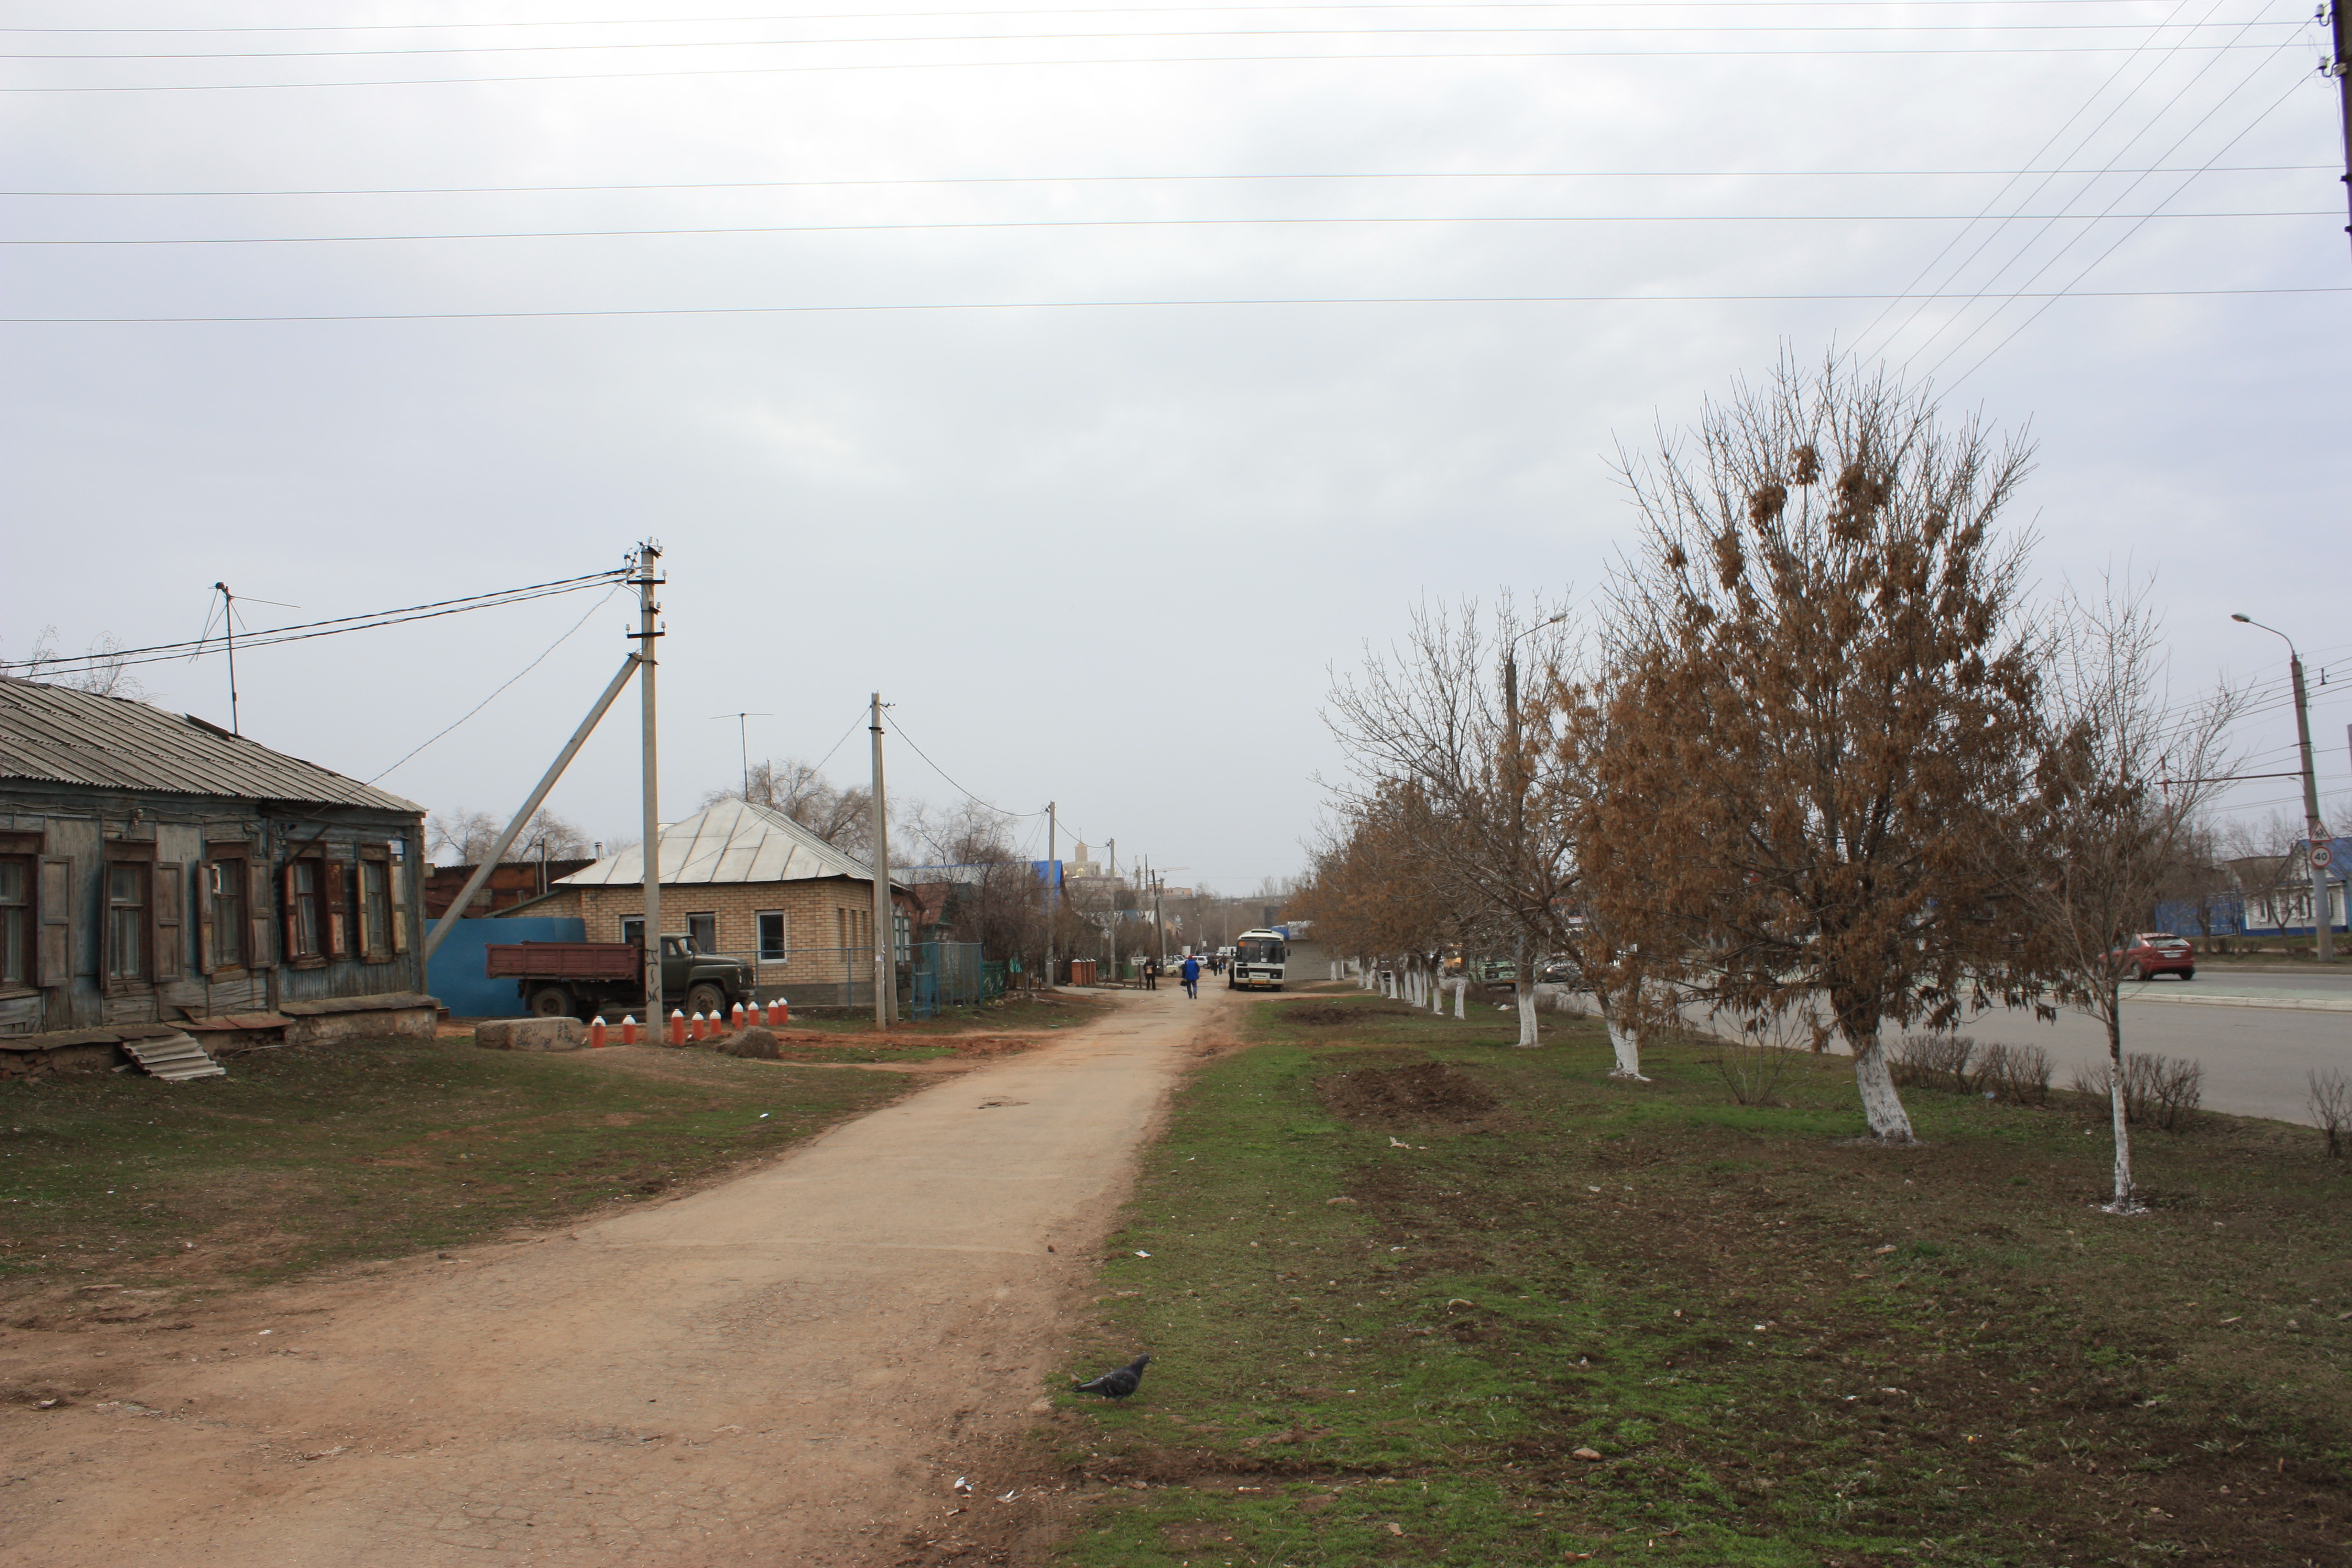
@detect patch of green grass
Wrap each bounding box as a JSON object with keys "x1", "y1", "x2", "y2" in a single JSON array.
[
  {"x1": 0, "y1": 1038, "x2": 912, "y2": 1295},
  {"x1": 1048, "y1": 999, "x2": 2352, "y2": 1566},
  {"x1": 775, "y1": 993, "x2": 1114, "y2": 1037}
]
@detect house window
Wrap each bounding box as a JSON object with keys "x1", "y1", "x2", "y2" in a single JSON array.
[
  {"x1": 209, "y1": 858, "x2": 247, "y2": 970},
  {"x1": 0, "y1": 856, "x2": 29, "y2": 986},
  {"x1": 106, "y1": 862, "x2": 149, "y2": 983},
  {"x1": 622, "y1": 917, "x2": 645, "y2": 947},
  {"x1": 358, "y1": 858, "x2": 393, "y2": 961},
  {"x1": 756, "y1": 911, "x2": 787, "y2": 961},
  {"x1": 287, "y1": 859, "x2": 324, "y2": 961},
  {"x1": 687, "y1": 913, "x2": 717, "y2": 954}
]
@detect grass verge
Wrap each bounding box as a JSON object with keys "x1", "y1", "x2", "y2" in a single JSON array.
[
  {"x1": 1048, "y1": 993, "x2": 2351, "y2": 1566},
  {"x1": 0, "y1": 1037, "x2": 913, "y2": 1304}
]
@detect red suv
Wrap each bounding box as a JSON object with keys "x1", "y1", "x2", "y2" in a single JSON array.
[{"x1": 2112, "y1": 933, "x2": 2195, "y2": 982}]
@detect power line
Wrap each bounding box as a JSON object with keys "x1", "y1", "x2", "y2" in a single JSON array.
[
  {"x1": 8, "y1": 19, "x2": 2308, "y2": 61},
  {"x1": 0, "y1": 40, "x2": 2296, "y2": 94},
  {"x1": 6, "y1": 209, "x2": 2325, "y2": 248},
  {"x1": 8, "y1": 165, "x2": 2323, "y2": 197},
  {"x1": 368, "y1": 584, "x2": 622, "y2": 782},
  {"x1": 0, "y1": 569, "x2": 629, "y2": 675},
  {"x1": 1904, "y1": 15, "x2": 2302, "y2": 378},
  {"x1": 885, "y1": 711, "x2": 1043, "y2": 818},
  {"x1": 0, "y1": 2, "x2": 2241, "y2": 35},
  {"x1": 6, "y1": 284, "x2": 2338, "y2": 326}
]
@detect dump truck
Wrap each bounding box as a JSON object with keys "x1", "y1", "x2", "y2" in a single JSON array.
[{"x1": 483, "y1": 935, "x2": 755, "y2": 1022}]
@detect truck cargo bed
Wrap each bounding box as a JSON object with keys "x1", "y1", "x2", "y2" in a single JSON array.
[{"x1": 484, "y1": 941, "x2": 641, "y2": 981}]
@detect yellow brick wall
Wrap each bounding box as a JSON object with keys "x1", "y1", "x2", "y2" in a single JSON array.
[{"x1": 517, "y1": 877, "x2": 910, "y2": 993}]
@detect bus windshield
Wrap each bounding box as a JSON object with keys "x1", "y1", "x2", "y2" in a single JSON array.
[{"x1": 1238, "y1": 938, "x2": 1286, "y2": 964}]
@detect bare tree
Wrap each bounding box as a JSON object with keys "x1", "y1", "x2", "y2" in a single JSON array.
[
  {"x1": 428, "y1": 807, "x2": 591, "y2": 866},
  {"x1": 2001, "y1": 580, "x2": 2242, "y2": 1214},
  {"x1": 1599, "y1": 352, "x2": 2046, "y2": 1144},
  {"x1": 703, "y1": 757, "x2": 876, "y2": 859},
  {"x1": 1325, "y1": 598, "x2": 1577, "y2": 1046},
  {"x1": 18, "y1": 626, "x2": 147, "y2": 700}
]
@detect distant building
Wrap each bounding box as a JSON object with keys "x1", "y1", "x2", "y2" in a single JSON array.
[
  {"x1": 426, "y1": 858, "x2": 594, "y2": 919},
  {"x1": 504, "y1": 799, "x2": 916, "y2": 1007}
]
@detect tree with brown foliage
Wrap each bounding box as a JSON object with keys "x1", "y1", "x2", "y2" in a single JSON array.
[{"x1": 1596, "y1": 355, "x2": 2046, "y2": 1143}]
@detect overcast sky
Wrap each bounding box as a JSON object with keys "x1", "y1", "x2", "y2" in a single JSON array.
[{"x1": 4, "y1": 0, "x2": 2346, "y2": 888}]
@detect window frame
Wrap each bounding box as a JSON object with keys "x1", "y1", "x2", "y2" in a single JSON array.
[
  {"x1": 101, "y1": 841, "x2": 156, "y2": 993},
  {"x1": 621, "y1": 916, "x2": 645, "y2": 948},
  {"x1": 755, "y1": 911, "x2": 788, "y2": 962},
  {"x1": 685, "y1": 912, "x2": 718, "y2": 955},
  {"x1": 0, "y1": 843, "x2": 34, "y2": 992},
  {"x1": 357, "y1": 847, "x2": 394, "y2": 963},
  {"x1": 282, "y1": 855, "x2": 327, "y2": 967}
]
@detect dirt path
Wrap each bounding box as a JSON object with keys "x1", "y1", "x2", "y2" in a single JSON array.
[{"x1": 3, "y1": 987, "x2": 1228, "y2": 1567}]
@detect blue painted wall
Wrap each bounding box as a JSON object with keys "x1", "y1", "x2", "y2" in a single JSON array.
[{"x1": 425, "y1": 917, "x2": 585, "y2": 1017}]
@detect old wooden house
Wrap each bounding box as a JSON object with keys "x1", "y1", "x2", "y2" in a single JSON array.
[{"x1": 0, "y1": 677, "x2": 435, "y2": 1070}]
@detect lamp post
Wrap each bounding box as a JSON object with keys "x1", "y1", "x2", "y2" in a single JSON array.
[
  {"x1": 2232, "y1": 614, "x2": 2334, "y2": 962},
  {"x1": 1500, "y1": 613, "x2": 1568, "y2": 1041}
]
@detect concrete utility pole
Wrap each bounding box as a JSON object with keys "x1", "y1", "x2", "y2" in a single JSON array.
[
  {"x1": 2332, "y1": 0, "x2": 2351, "y2": 258},
  {"x1": 2234, "y1": 614, "x2": 2333, "y2": 962},
  {"x1": 1045, "y1": 801, "x2": 1057, "y2": 990},
  {"x1": 869, "y1": 692, "x2": 896, "y2": 1026},
  {"x1": 634, "y1": 543, "x2": 666, "y2": 1024}
]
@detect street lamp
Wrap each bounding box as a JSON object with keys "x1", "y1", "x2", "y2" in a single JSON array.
[{"x1": 2231, "y1": 613, "x2": 2335, "y2": 962}]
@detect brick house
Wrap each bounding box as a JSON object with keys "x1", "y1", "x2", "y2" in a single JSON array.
[{"x1": 503, "y1": 799, "x2": 914, "y2": 1008}]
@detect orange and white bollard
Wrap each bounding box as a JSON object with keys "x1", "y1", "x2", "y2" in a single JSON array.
[
  {"x1": 763, "y1": 998, "x2": 780, "y2": 1026},
  {"x1": 731, "y1": 1001, "x2": 746, "y2": 1032},
  {"x1": 590, "y1": 1015, "x2": 607, "y2": 1048},
  {"x1": 620, "y1": 1014, "x2": 638, "y2": 1046},
  {"x1": 668, "y1": 1008, "x2": 686, "y2": 1046}
]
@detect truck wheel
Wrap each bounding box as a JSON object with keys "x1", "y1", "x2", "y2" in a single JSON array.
[
  {"x1": 685, "y1": 982, "x2": 727, "y2": 1020},
  {"x1": 529, "y1": 984, "x2": 576, "y2": 1020}
]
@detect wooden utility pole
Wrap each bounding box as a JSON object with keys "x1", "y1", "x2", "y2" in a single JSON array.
[
  {"x1": 869, "y1": 693, "x2": 896, "y2": 1026},
  {"x1": 1045, "y1": 801, "x2": 1057, "y2": 990},
  {"x1": 633, "y1": 543, "x2": 665, "y2": 1027}
]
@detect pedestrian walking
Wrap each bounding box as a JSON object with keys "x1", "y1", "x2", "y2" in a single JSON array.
[{"x1": 1181, "y1": 954, "x2": 1200, "y2": 999}]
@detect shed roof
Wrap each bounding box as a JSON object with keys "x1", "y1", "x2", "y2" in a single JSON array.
[
  {"x1": 555, "y1": 799, "x2": 899, "y2": 889},
  {"x1": 0, "y1": 677, "x2": 421, "y2": 813}
]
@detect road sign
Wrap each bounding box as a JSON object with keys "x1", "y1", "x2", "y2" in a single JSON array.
[{"x1": 2313, "y1": 844, "x2": 2335, "y2": 870}]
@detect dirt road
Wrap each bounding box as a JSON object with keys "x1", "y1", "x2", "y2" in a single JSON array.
[{"x1": 3, "y1": 987, "x2": 1221, "y2": 1567}]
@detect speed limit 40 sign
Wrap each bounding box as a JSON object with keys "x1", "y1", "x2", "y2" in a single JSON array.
[{"x1": 2313, "y1": 843, "x2": 2335, "y2": 870}]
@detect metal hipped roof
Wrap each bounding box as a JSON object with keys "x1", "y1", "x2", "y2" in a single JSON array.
[
  {"x1": 0, "y1": 677, "x2": 422, "y2": 813},
  {"x1": 554, "y1": 799, "x2": 897, "y2": 889}
]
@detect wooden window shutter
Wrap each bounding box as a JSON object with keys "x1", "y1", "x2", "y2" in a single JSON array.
[
  {"x1": 36, "y1": 856, "x2": 72, "y2": 988},
  {"x1": 324, "y1": 859, "x2": 351, "y2": 959},
  {"x1": 389, "y1": 856, "x2": 411, "y2": 955},
  {"x1": 197, "y1": 862, "x2": 218, "y2": 974},
  {"x1": 155, "y1": 863, "x2": 184, "y2": 983},
  {"x1": 249, "y1": 858, "x2": 276, "y2": 969}
]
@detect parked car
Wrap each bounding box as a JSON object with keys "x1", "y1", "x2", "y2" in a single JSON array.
[
  {"x1": 1534, "y1": 955, "x2": 1582, "y2": 987},
  {"x1": 2111, "y1": 933, "x2": 2195, "y2": 982}
]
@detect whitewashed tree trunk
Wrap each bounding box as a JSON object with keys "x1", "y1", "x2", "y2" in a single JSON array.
[
  {"x1": 1850, "y1": 1033, "x2": 1916, "y2": 1142},
  {"x1": 1515, "y1": 983, "x2": 1539, "y2": 1047},
  {"x1": 1429, "y1": 970, "x2": 1444, "y2": 1015},
  {"x1": 1359, "y1": 961, "x2": 1373, "y2": 991},
  {"x1": 1452, "y1": 978, "x2": 1467, "y2": 1019},
  {"x1": 1599, "y1": 986, "x2": 1647, "y2": 1080},
  {"x1": 2102, "y1": 997, "x2": 2142, "y2": 1214}
]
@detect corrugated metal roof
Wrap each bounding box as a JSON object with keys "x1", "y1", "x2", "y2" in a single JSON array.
[
  {"x1": 557, "y1": 799, "x2": 893, "y2": 888},
  {"x1": 0, "y1": 678, "x2": 422, "y2": 813}
]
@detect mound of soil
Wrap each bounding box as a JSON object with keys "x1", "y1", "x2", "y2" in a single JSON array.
[
  {"x1": 1286, "y1": 1002, "x2": 1419, "y2": 1026},
  {"x1": 1317, "y1": 1060, "x2": 1498, "y2": 1124}
]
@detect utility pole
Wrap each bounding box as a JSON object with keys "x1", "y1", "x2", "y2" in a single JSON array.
[
  {"x1": 869, "y1": 693, "x2": 896, "y2": 1026},
  {"x1": 710, "y1": 711, "x2": 772, "y2": 800},
  {"x1": 1152, "y1": 868, "x2": 1165, "y2": 965},
  {"x1": 633, "y1": 543, "x2": 666, "y2": 1025},
  {"x1": 2333, "y1": 0, "x2": 2351, "y2": 258},
  {"x1": 1045, "y1": 801, "x2": 1057, "y2": 990},
  {"x1": 2235, "y1": 613, "x2": 2334, "y2": 961}
]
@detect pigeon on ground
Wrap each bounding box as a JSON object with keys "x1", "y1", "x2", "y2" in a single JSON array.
[{"x1": 1072, "y1": 1353, "x2": 1153, "y2": 1400}]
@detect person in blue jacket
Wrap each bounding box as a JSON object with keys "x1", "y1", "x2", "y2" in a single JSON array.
[{"x1": 1180, "y1": 953, "x2": 1201, "y2": 999}]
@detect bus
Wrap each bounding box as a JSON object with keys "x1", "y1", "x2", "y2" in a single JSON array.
[{"x1": 1228, "y1": 928, "x2": 1288, "y2": 990}]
